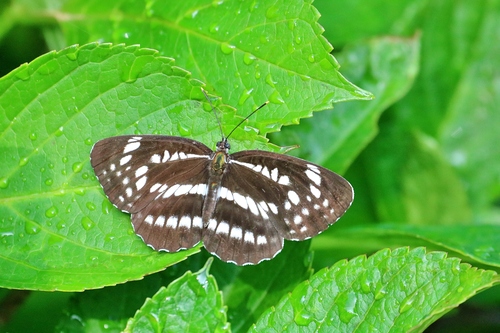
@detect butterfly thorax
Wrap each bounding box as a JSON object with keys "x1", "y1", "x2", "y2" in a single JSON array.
[{"x1": 211, "y1": 138, "x2": 231, "y2": 173}]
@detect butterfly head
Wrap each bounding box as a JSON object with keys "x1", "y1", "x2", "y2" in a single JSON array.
[{"x1": 216, "y1": 138, "x2": 231, "y2": 153}]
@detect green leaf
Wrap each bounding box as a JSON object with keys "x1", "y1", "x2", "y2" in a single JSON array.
[
  {"x1": 214, "y1": 241, "x2": 313, "y2": 333},
  {"x1": 58, "y1": 0, "x2": 372, "y2": 136},
  {"x1": 360, "y1": 130, "x2": 471, "y2": 225},
  {"x1": 124, "y1": 260, "x2": 229, "y2": 333},
  {"x1": 0, "y1": 43, "x2": 205, "y2": 291},
  {"x1": 272, "y1": 34, "x2": 420, "y2": 173},
  {"x1": 251, "y1": 247, "x2": 498, "y2": 332},
  {"x1": 314, "y1": 224, "x2": 500, "y2": 270}
]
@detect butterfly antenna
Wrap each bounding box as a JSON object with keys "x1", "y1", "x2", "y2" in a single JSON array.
[
  {"x1": 202, "y1": 88, "x2": 225, "y2": 139},
  {"x1": 226, "y1": 101, "x2": 269, "y2": 139}
]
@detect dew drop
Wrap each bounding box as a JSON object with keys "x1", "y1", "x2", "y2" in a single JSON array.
[
  {"x1": 220, "y1": 42, "x2": 236, "y2": 54},
  {"x1": 102, "y1": 200, "x2": 113, "y2": 214},
  {"x1": 29, "y1": 132, "x2": 37, "y2": 141},
  {"x1": 62, "y1": 157, "x2": 68, "y2": 163},
  {"x1": 399, "y1": 296, "x2": 414, "y2": 314},
  {"x1": 294, "y1": 312, "x2": 313, "y2": 326},
  {"x1": 104, "y1": 233, "x2": 116, "y2": 242},
  {"x1": 65, "y1": 50, "x2": 78, "y2": 61},
  {"x1": 81, "y1": 217, "x2": 95, "y2": 231},
  {"x1": 295, "y1": 35, "x2": 302, "y2": 44},
  {"x1": 86, "y1": 202, "x2": 96, "y2": 211},
  {"x1": 55, "y1": 126, "x2": 64, "y2": 137},
  {"x1": 265, "y1": 6, "x2": 279, "y2": 19},
  {"x1": 209, "y1": 23, "x2": 219, "y2": 33},
  {"x1": 338, "y1": 292, "x2": 357, "y2": 323},
  {"x1": 243, "y1": 52, "x2": 256, "y2": 65},
  {"x1": 177, "y1": 123, "x2": 191, "y2": 136},
  {"x1": 56, "y1": 221, "x2": 66, "y2": 230},
  {"x1": 72, "y1": 162, "x2": 83, "y2": 173},
  {"x1": 14, "y1": 64, "x2": 30, "y2": 81},
  {"x1": 25, "y1": 221, "x2": 41, "y2": 235},
  {"x1": 84, "y1": 138, "x2": 93, "y2": 146},
  {"x1": 255, "y1": 71, "x2": 261, "y2": 79},
  {"x1": 48, "y1": 163, "x2": 55, "y2": 169},
  {"x1": 45, "y1": 178, "x2": 53, "y2": 186},
  {"x1": 259, "y1": 35, "x2": 270, "y2": 44},
  {"x1": 238, "y1": 89, "x2": 253, "y2": 105},
  {"x1": 308, "y1": 54, "x2": 315, "y2": 63},
  {"x1": 0, "y1": 178, "x2": 9, "y2": 189},
  {"x1": 265, "y1": 73, "x2": 276, "y2": 88},
  {"x1": 19, "y1": 157, "x2": 29, "y2": 167},
  {"x1": 81, "y1": 172, "x2": 89, "y2": 180},
  {"x1": 45, "y1": 206, "x2": 58, "y2": 218},
  {"x1": 269, "y1": 90, "x2": 284, "y2": 104}
]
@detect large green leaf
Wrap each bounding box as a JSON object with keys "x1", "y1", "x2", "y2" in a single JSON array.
[
  {"x1": 251, "y1": 247, "x2": 498, "y2": 333},
  {"x1": 124, "y1": 261, "x2": 229, "y2": 333},
  {"x1": 58, "y1": 0, "x2": 372, "y2": 136},
  {"x1": 0, "y1": 43, "x2": 208, "y2": 291}
]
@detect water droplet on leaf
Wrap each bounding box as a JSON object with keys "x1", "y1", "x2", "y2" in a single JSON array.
[
  {"x1": 81, "y1": 217, "x2": 95, "y2": 230},
  {"x1": 220, "y1": 43, "x2": 236, "y2": 54},
  {"x1": 45, "y1": 206, "x2": 58, "y2": 218}
]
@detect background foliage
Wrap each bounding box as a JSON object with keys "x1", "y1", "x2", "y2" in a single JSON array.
[{"x1": 0, "y1": 0, "x2": 499, "y2": 332}]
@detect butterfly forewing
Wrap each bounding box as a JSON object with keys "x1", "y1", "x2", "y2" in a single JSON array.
[{"x1": 91, "y1": 135, "x2": 212, "y2": 251}]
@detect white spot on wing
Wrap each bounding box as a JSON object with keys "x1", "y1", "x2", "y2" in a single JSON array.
[
  {"x1": 271, "y1": 168, "x2": 279, "y2": 182},
  {"x1": 110, "y1": 163, "x2": 116, "y2": 171},
  {"x1": 166, "y1": 216, "x2": 178, "y2": 228},
  {"x1": 244, "y1": 231, "x2": 255, "y2": 243},
  {"x1": 150, "y1": 154, "x2": 161, "y2": 163},
  {"x1": 231, "y1": 160, "x2": 256, "y2": 169},
  {"x1": 136, "y1": 176, "x2": 147, "y2": 190},
  {"x1": 145, "y1": 215, "x2": 154, "y2": 225},
  {"x1": 257, "y1": 235, "x2": 267, "y2": 245},
  {"x1": 193, "y1": 216, "x2": 203, "y2": 228},
  {"x1": 163, "y1": 184, "x2": 180, "y2": 198},
  {"x1": 288, "y1": 190, "x2": 300, "y2": 205},
  {"x1": 233, "y1": 192, "x2": 248, "y2": 209},
  {"x1": 216, "y1": 221, "x2": 230, "y2": 235},
  {"x1": 305, "y1": 169, "x2": 321, "y2": 186},
  {"x1": 230, "y1": 226, "x2": 243, "y2": 240},
  {"x1": 120, "y1": 155, "x2": 132, "y2": 166},
  {"x1": 310, "y1": 185, "x2": 321, "y2": 198},
  {"x1": 207, "y1": 219, "x2": 217, "y2": 231},
  {"x1": 278, "y1": 175, "x2": 290, "y2": 185},
  {"x1": 294, "y1": 215, "x2": 302, "y2": 224},
  {"x1": 122, "y1": 177, "x2": 130, "y2": 185},
  {"x1": 170, "y1": 152, "x2": 179, "y2": 161},
  {"x1": 261, "y1": 166, "x2": 270, "y2": 178},
  {"x1": 150, "y1": 183, "x2": 162, "y2": 192},
  {"x1": 123, "y1": 141, "x2": 140, "y2": 154},
  {"x1": 155, "y1": 215, "x2": 166, "y2": 227},
  {"x1": 179, "y1": 216, "x2": 191, "y2": 228},
  {"x1": 307, "y1": 164, "x2": 320, "y2": 174},
  {"x1": 174, "y1": 184, "x2": 193, "y2": 196},
  {"x1": 135, "y1": 166, "x2": 148, "y2": 178},
  {"x1": 126, "y1": 187, "x2": 133, "y2": 197},
  {"x1": 162, "y1": 150, "x2": 170, "y2": 162},
  {"x1": 268, "y1": 203, "x2": 278, "y2": 214},
  {"x1": 246, "y1": 196, "x2": 259, "y2": 216}
]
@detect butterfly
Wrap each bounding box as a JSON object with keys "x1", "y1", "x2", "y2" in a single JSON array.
[{"x1": 90, "y1": 97, "x2": 353, "y2": 265}]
